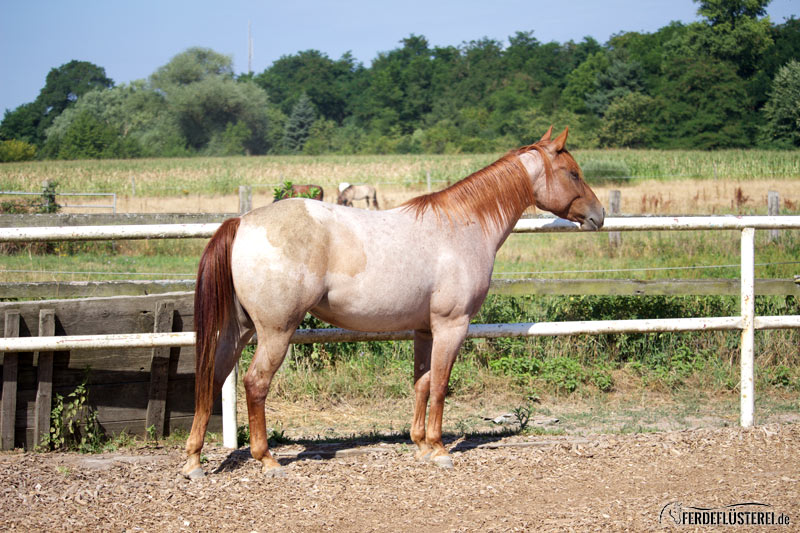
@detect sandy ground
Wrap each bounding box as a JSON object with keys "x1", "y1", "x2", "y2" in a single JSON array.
[{"x1": 1, "y1": 423, "x2": 797, "y2": 532}]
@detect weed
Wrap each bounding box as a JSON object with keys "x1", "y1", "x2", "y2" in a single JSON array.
[
  {"x1": 237, "y1": 424, "x2": 250, "y2": 448},
  {"x1": 43, "y1": 374, "x2": 104, "y2": 453},
  {"x1": 512, "y1": 404, "x2": 534, "y2": 432}
]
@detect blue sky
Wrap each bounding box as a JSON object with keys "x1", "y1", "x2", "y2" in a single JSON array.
[{"x1": 1, "y1": 0, "x2": 797, "y2": 114}]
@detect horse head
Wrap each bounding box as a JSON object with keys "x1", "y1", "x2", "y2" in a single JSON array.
[{"x1": 522, "y1": 127, "x2": 605, "y2": 230}]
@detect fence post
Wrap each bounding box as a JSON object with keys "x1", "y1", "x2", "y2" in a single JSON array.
[
  {"x1": 146, "y1": 301, "x2": 174, "y2": 438},
  {"x1": 239, "y1": 185, "x2": 252, "y2": 215},
  {"x1": 609, "y1": 190, "x2": 621, "y2": 248},
  {"x1": 1, "y1": 311, "x2": 20, "y2": 450},
  {"x1": 740, "y1": 227, "x2": 755, "y2": 427},
  {"x1": 33, "y1": 309, "x2": 55, "y2": 449},
  {"x1": 768, "y1": 191, "x2": 779, "y2": 242}
]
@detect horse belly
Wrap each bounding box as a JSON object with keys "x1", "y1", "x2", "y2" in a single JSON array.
[{"x1": 311, "y1": 279, "x2": 430, "y2": 332}]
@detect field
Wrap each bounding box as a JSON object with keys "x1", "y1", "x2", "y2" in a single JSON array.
[
  {"x1": 1, "y1": 150, "x2": 799, "y2": 529},
  {"x1": 1, "y1": 151, "x2": 799, "y2": 433}
]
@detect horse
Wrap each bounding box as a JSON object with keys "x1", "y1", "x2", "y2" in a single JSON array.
[
  {"x1": 337, "y1": 184, "x2": 379, "y2": 209},
  {"x1": 182, "y1": 127, "x2": 604, "y2": 479},
  {"x1": 274, "y1": 183, "x2": 324, "y2": 202}
]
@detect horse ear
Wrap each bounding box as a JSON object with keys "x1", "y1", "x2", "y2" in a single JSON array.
[
  {"x1": 539, "y1": 126, "x2": 553, "y2": 142},
  {"x1": 552, "y1": 127, "x2": 569, "y2": 152}
]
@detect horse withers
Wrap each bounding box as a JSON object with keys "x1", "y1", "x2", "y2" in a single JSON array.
[{"x1": 183, "y1": 127, "x2": 604, "y2": 478}]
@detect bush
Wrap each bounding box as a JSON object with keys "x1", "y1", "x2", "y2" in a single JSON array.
[{"x1": 0, "y1": 139, "x2": 36, "y2": 162}]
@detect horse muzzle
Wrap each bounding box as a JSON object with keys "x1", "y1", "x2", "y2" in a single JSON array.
[{"x1": 579, "y1": 206, "x2": 605, "y2": 231}]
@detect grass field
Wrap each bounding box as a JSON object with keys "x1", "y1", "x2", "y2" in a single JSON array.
[
  {"x1": 1, "y1": 149, "x2": 799, "y2": 197},
  {"x1": 1, "y1": 151, "x2": 798, "y2": 440}
]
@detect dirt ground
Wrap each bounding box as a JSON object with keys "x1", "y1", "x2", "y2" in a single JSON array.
[{"x1": 1, "y1": 421, "x2": 797, "y2": 532}]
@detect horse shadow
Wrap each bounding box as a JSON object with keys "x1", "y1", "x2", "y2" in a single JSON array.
[{"x1": 211, "y1": 428, "x2": 517, "y2": 474}]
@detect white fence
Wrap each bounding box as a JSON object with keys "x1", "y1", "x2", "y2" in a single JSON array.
[{"x1": 2, "y1": 215, "x2": 800, "y2": 448}]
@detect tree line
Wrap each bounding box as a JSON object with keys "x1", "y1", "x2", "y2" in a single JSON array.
[{"x1": 1, "y1": 0, "x2": 798, "y2": 161}]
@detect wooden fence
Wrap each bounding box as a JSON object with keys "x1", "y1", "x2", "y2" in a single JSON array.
[{"x1": 0, "y1": 293, "x2": 220, "y2": 450}]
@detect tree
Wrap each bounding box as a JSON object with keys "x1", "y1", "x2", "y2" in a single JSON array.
[
  {"x1": 760, "y1": 60, "x2": 800, "y2": 147},
  {"x1": 685, "y1": 0, "x2": 773, "y2": 77},
  {"x1": 0, "y1": 102, "x2": 45, "y2": 144},
  {"x1": 655, "y1": 55, "x2": 751, "y2": 148},
  {"x1": 282, "y1": 93, "x2": 316, "y2": 152},
  {"x1": 0, "y1": 60, "x2": 112, "y2": 148},
  {"x1": 57, "y1": 111, "x2": 117, "y2": 159},
  {"x1": 150, "y1": 47, "x2": 233, "y2": 89},
  {"x1": 254, "y1": 50, "x2": 363, "y2": 123},
  {"x1": 37, "y1": 61, "x2": 113, "y2": 139},
  {"x1": 597, "y1": 92, "x2": 655, "y2": 147}
]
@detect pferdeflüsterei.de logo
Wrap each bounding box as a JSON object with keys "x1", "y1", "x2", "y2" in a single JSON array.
[{"x1": 659, "y1": 501, "x2": 791, "y2": 527}]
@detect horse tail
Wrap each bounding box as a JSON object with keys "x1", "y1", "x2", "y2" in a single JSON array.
[{"x1": 194, "y1": 217, "x2": 241, "y2": 415}]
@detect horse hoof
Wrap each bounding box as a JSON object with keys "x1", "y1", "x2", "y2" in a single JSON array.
[
  {"x1": 263, "y1": 466, "x2": 287, "y2": 478},
  {"x1": 433, "y1": 455, "x2": 454, "y2": 469},
  {"x1": 184, "y1": 467, "x2": 205, "y2": 480},
  {"x1": 416, "y1": 451, "x2": 432, "y2": 462}
]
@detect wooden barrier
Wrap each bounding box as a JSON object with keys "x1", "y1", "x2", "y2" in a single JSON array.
[
  {"x1": 0, "y1": 292, "x2": 220, "y2": 450},
  {"x1": 2, "y1": 278, "x2": 798, "y2": 300}
]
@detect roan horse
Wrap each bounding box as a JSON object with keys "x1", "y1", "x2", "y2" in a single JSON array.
[
  {"x1": 183, "y1": 127, "x2": 604, "y2": 478},
  {"x1": 337, "y1": 183, "x2": 379, "y2": 209}
]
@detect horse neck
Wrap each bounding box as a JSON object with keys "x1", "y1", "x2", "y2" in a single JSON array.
[{"x1": 402, "y1": 151, "x2": 537, "y2": 249}]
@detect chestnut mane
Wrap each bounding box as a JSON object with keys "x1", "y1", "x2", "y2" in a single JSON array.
[{"x1": 402, "y1": 142, "x2": 553, "y2": 231}]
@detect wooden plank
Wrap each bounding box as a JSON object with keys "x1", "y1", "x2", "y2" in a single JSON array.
[
  {"x1": 0, "y1": 280, "x2": 195, "y2": 299},
  {"x1": 32, "y1": 309, "x2": 55, "y2": 450},
  {"x1": 145, "y1": 301, "x2": 174, "y2": 437},
  {"x1": 0, "y1": 212, "x2": 236, "y2": 228},
  {"x1": 3, "y1": 278, "x2": 800, "y2": 301},
  {"x1": 488, "y1": 278, "x2": 800, "y2": 297},
  {"x1": 1, "y1": 311, "x2": 20, "y2": 450}
]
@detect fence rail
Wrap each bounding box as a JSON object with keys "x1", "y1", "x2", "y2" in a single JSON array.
[{"x1": 1, "y1": 215, "x2": 800, "y2": 448}]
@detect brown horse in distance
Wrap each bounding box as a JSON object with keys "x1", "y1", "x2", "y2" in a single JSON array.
[{"x1": 274, "y1": 184, "x2": 324, "y2": 202}]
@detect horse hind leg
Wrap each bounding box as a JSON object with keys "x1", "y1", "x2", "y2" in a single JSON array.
[
  {"x1": 183, "y1": 319, "x2": 253, "y2": 479},
  {"x1": 243, "y1": 328, "x2": 294, "y2": 476}
]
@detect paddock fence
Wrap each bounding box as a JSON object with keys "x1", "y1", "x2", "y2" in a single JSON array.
[{"x1": 1, "y1": 215, "x2": 799, "y2": 450}]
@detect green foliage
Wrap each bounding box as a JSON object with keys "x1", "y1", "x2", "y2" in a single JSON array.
[
  {"x1": 272, "y1": 181, "x2": 321, "y2": 201},
  {"x1": 760, "y1": 60, "x2": 800, "y2": 147},
  {"x1": 43, "y1": 376, "x2": 104, "y2": 453},
  {"x1": 282, "y1": 93, "x2": 316, "y2": 153},
  {"x1": 0, "y1": 139, "x2": 36, "y2": 162}
]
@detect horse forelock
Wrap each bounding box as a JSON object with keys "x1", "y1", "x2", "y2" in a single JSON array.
[{"x1": 401, "y1": 144, "x2": 551, "y2": 232}]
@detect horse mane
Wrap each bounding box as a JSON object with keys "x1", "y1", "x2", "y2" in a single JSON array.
[{"x1": 401, "y1": 142, "x2": 553, "y2": 232}]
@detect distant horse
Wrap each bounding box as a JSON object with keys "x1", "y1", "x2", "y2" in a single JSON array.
[
  {"x1": 183, "y1": 127, "x2": 604, "y2": 478},
  {"x1": 274, "y1": 183, "x2": 324, "y2": 202},
  {"x1": 337, "y1": 184, "x2": 379, "y2": 209}
]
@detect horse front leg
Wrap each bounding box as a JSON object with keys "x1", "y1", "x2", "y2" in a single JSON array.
[
  {"x1": 411, "y1": 329, "x2": 433, "y2": 461},
  {"x1": 425, "y1": 320, "x2": 469, "y2": 469},
  {"x1": 243, "y1": 331, "x2": 292, "y2": 476}
]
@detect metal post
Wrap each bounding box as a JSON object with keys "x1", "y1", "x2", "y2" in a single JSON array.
[{"x1": 740, "y1": 227, "x2": 755, "y2": 427}]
